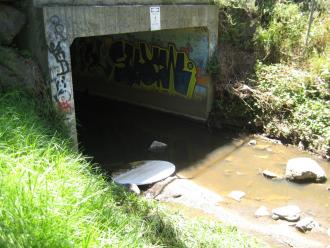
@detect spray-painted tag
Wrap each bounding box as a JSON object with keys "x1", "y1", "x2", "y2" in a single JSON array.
[{"x1": 150, "y1": 6, "x2": 161, "y2": 31}]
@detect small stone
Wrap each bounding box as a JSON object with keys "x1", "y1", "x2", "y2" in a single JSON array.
[
  {"x1": 248, "y1": 139, "x2": 257, "y2": 146},
  {"x1": 228, "y1": 190, "x2": 246, "y2": 201},
  {"x1": 148, "y1": 140, "x2": 168, "y2": 152},
  {"x1": 236, "y1": 171, "x2": 245, "y2": 176},
  {"x1": 295, "y1": 217, "x2": 319, "y2": 233},
  {"x1": 255, "y1": 206, "x2": 270, "y2": 218},
  {"x1": 262, "y1": 170, "x2": 280, "y2": 179},
  {"x1": 272, "y1": 205, "x2": 301, "y2": 222},
  {"x1": 327, "y1": 187, "x2": 330, "y2": 191},
  {"x1": 298, "y1": 141, "x2": 305, "y2": 150},
  {"x1": 172, "y1": 194, "x2": 182, "y2": 198},
  {"x1": 272, "y1": 214, "x2": 280, "y2": 220},
  {"x1": 127, "y1": 184, "x2": 140, "y2": 195},
  {"x1": 285, "y1": 157, "x2": 327, "y2": 183}
]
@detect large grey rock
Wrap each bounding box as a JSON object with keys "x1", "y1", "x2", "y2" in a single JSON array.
[
  {"x1": 272, "y1": 205, "x2": 301, "y2": 222},
  {"x1": 295, "y1": 217, "x2": 319, "y2": 233},
  {"x1": 0, "y1": 46, "x2": 44, "y2": 91},
  {"x1": 0, "y1": 4, "x2": 26, "y2": 45},
  {"x1": 285, "y1": 157, "x2": 327, "y2": 183}
]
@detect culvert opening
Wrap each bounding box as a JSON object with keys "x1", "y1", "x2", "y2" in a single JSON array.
[{"x1": 70, "y1": 29, "x2": 233, "y2": 175}]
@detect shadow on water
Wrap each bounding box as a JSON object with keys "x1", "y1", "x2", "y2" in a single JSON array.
[
  {"x1": 75, "y1": 91, "x2": 330, "y2": 236},
  {"x1": 75, "y1": 91, "x2": 242, "y2": 174}
]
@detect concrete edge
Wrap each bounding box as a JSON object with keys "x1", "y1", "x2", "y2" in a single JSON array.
[{"x1": 34, "y1": 0, "x2": 215, "y2": 8}]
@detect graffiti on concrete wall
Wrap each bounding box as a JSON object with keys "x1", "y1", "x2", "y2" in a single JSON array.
[
  {"x1": 109, "y1": 41, "x2": 197, "y2": 98},
  {"x1": 46, "y1": 15, "x2": 73, "y2": 113},
  {"x1": 72, "y1": 37, "x2": 205, "y2": 99}
]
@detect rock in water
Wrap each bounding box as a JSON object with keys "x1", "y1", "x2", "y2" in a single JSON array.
[
  {"x1": 272, "y1": 205, "x2": 301, "y2": 222},
  {"x1": 148, "y1": 140, "x2": 168, "y2": 152},
  {"x1": 0, "y1": 4, "x2": 26, "y2": 45},
  {"x1": 255, "y1": 206, "x2": 270, "y2": 218},
  {"x1": 228, "y1": 191, "x2": 246, "y2": 201},
  {"x1": 295, "y1": 217, "x2": 319, "y2": 233},
  {"x1": 248, "y1": 139, "x2": 257, "y2": 146},
  {"x1": 262, "y1": 170, "x2": 280, "y2": 179},
  {"x1": 272, "y1": 214, "x2": 280, "y2": 220},
  {"x1": 285, "y1": 157, "x2": 327, "y2": 183},
  {"x1": 126, "y1": 184, "x2": 141, "y2": 195}
]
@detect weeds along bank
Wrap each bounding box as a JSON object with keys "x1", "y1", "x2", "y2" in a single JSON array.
[
  {"x1": 210, "y1": 0, "x2": 330, "y2": 157},
  {"x1": 0, "y1": 91, "x2": 263, "y2": 247}
]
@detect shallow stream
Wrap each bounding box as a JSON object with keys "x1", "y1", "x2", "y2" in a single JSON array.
[{"x1": 75, "y1": 92, "x2": 330, "y2": 239}]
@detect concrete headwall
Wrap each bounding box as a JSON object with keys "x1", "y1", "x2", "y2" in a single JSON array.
[
  {"x1": 71, "y1": 28, "x2": 211, "y2": 119},
  {"x1": 34, "y1": 0, "x2": 212, "y2": 6},
  {"x1": 20, "y1": 1, "x2": 218, "y2": 142}
]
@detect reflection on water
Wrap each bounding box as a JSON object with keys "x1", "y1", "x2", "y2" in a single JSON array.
[
  {"x1": 75, "y1": 92, "x2": 330, "y2": 228},
  {"x1": 75, "y1": 92, "x2": 239, "y2": 172}
]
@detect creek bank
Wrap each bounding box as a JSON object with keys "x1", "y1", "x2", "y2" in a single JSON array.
[
  {"x1": 142, "y1": 175, "x2": 328, "y2": 248},
  {"x1": 128, "y1": 136, "x2": 330, "y2": 247},
  {"x1": 210, "y1": 2, "x2": 330, "y2": 159}
]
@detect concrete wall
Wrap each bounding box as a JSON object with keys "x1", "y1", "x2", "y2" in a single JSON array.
[
  {"x1": 20, "y1": 1, "x2": 218, "y2": 142},
  {"x1": 71, "y1": 28, "x2": 211, "y2": 119}
]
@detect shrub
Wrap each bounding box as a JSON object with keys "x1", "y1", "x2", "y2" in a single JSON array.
[
  {"x1": 254, "y1": 2, "x2": 308, "y2": 63},
  {"x1": 253, "y1": 63, "x2": 330, "y2": 155}
]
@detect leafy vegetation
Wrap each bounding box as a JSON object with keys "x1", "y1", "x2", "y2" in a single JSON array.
[
  {"x1": 254, "y1": 2, "x2": 308, "y2": 63},
  {"x1": 252, "y1": 63, "x2": 329, "y2": 155},
  {"x1": 0, "y1": 90, "x2": 262, "y2": 247},
  {"x1": 211, "y1": 0, "x2": 330, "y2": 157}
]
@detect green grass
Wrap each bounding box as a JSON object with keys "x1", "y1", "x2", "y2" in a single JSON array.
[{"x1": 0, "y1": 90, "x2": 262, "y2": 247}]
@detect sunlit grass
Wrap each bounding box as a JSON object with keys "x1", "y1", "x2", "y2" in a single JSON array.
[{"x1": 0, "y1": 90, "x2": 263, "y2": 247}]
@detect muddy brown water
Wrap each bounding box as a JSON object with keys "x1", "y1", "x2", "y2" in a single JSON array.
[
  {"x1": 180, "y1": 139, "x2": 330, "y2": 227},
  {"x1": 75, "y1": 92, "x2": 330, "y2": 233}
]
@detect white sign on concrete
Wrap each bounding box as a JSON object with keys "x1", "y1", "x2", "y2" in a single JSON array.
[{"x1": 150, "y1": 6, "x2": 161, "y2": 31}]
